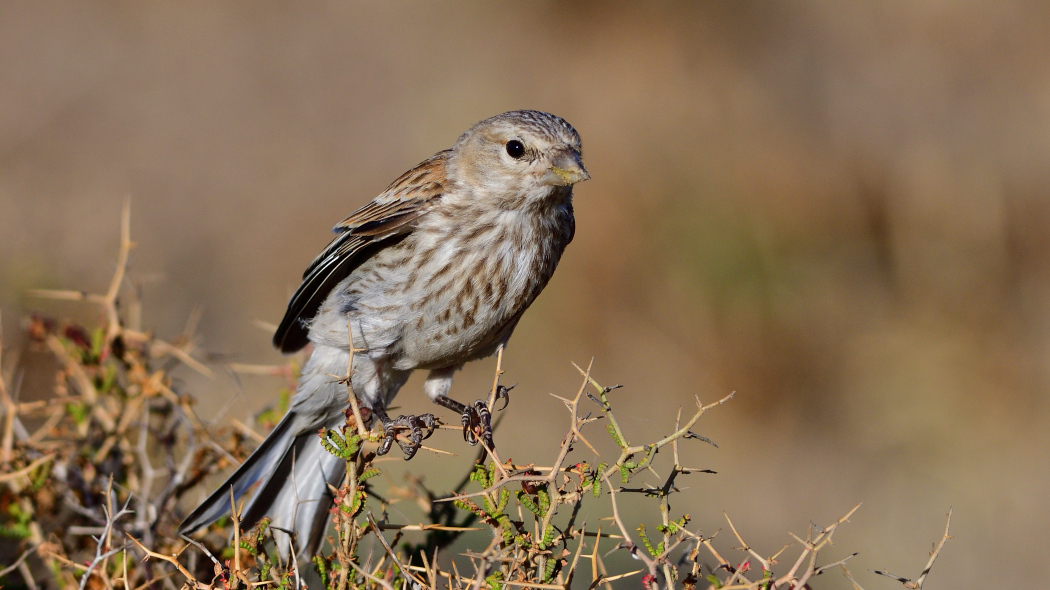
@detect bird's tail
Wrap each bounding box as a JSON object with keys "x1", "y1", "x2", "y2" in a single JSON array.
[{"x1": 178, "y1": 410, "x2": 346, "y2": 560}]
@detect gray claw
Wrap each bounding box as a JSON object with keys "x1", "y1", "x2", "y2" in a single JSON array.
[{"x1": 494, "y1": 384, "x2": 515, "y2": 412}]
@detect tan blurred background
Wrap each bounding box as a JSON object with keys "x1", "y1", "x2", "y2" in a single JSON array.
[{"x1": 2, "y1": 2, "x2": 1049, "y2": 587}]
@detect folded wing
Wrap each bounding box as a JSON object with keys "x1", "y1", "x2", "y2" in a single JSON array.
[{"x1": 272, "y1": 150, "x2": 450, "y2": 352}]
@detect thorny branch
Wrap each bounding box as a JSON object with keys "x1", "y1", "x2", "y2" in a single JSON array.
[
  {"x1": 0, "y1": 204, "x2": 953, "y2": 590},
  {"x1": 873, "y1": 507, "x2": 953, "y2": 589}
]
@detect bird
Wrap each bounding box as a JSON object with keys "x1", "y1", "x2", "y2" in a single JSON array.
[{"x1": 178, "y1": 110, "x2": 589, "y2": 559}]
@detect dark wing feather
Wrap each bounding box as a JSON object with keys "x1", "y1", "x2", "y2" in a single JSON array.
[{"x1": 272, "y1": 150, "x2": 450, "y2": 352}]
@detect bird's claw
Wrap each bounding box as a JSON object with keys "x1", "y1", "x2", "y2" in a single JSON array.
[
  {"x1": 494, "y1": 384, "x2": 515, "y2": 412},
  {"x1": 376, "y1": 413, "x2": 437, "y2": 460},
  {"x1": 461, "y1": 400, "x2": 494, "y2": 449}
]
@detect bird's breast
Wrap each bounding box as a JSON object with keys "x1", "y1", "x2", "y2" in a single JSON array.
[{"x1": 358, "y1": 206, "x2": 573, "y2": 370}]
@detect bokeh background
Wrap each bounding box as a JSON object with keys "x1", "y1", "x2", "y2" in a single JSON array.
[{"x1": 3, "y1": 2, "x2": 1049, "y2": 587}]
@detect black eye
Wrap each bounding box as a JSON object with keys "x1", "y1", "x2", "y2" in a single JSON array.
[{"x1": 505, "y1": 139, "x2": 525, "y2": 159}]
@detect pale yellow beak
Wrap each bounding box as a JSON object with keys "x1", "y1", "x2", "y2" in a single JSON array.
[{"x1": 547, "y1": 148, "x2": 589, "y2": 186}]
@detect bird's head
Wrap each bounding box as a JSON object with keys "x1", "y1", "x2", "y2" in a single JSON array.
[{"x1": 451, "y1": 110, "x2": 588, "y2": 207}]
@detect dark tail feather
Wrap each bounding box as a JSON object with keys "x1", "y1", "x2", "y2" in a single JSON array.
[
  {"x1": 241, "y1": 415, "x2": 346, "y2": 559},
  {"x1": 178, "y1": 411, "x2": 347, "y2": 561},
  {"x1": 178, "y1": 412, "x2": 299, "y2": 536}
]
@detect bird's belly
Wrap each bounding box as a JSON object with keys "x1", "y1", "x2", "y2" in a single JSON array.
[{"x1": 394, "y1": 292, "x2": 519, "y2": 370}]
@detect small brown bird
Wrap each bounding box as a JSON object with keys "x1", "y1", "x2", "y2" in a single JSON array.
[{"x1": 180, "y1": 110, "x2": 588, "y2": 558}]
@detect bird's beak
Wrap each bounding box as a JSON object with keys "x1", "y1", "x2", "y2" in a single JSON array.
[{"x1": 547, "y1": 148, "x2": 590, "y2": 186}]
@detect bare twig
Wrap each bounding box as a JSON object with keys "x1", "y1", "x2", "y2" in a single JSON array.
[
  {"x1": 0, "y1": 310, "x2": 15, "y2": 468},
  {"x1": 873, "y1": 507, "x2": 953, "y2": 589},
  {"x1": 79, "y1": 483, "x2": 134, "y2": 590},
  {"x1": 367, "y1": 514, "x2": 428, "y2": 588},
  {"x1": 0, "y1": 545, "x2": 40, "y2": 577},
  {"x1": 127, "y1": 535, "x2": 203, "y2": 588},
  {"x1": 0, "y1": 453, "x2": 55, "y2": 486}
]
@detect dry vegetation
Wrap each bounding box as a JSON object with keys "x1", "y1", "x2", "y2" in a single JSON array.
[{"x1": 0, "y1": 208, "x2": 952, "y2": 589}]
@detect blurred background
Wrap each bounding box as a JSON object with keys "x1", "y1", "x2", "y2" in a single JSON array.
[{"x1": 2, "y1": 2, "x2": 1048, "y2": 587}]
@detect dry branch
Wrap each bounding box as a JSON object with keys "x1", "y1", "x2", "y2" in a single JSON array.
[{"x1": 0, "y1": 204, "x2": 952, "y2": 590}]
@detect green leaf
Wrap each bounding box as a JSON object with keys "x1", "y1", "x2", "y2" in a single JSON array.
[{"x1": 517, "y1": 491, "x2": 542, "y2": 518}]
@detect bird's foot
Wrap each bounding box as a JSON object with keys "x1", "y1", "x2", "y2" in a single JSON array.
[
  {"x1": 461, "y1": 400, "x2": 494, "y2": 449},
  {"x1": 376, "y1": 413, "x2": 437, "y2": 460},
  {"x1": 465, "y1": 385, "x2": 514, "y2": 446},
  {"x1": 434, "y1": 391, "x2": 512, "y2": 450}
]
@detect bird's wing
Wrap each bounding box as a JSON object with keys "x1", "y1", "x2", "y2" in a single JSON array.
[{"x1": 272, "y1": 150, "x2": 450, "y2": 352}]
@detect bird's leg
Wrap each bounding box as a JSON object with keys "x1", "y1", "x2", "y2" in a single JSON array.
[
  {"x1": 424, "y1": 367, "x2": 500, "y2": 449},
  {"x1": 370, "y1": 404, "x2": 437, "y2": 460},
  {"x1": 434, "y1": 396, "x2": 494, "y2": 450}
]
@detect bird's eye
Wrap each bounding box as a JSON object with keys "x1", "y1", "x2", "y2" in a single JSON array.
[{"x1": 505, "y1": 140, "x2": 525, "y2": 159}]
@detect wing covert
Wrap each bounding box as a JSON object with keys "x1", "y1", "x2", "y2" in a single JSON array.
[{"x1": 272, "y1": 151, "x2": 449, "y2": 352}]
